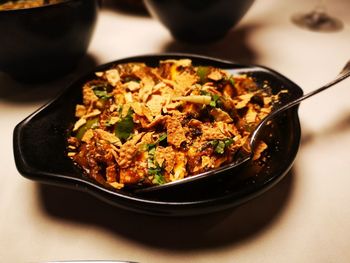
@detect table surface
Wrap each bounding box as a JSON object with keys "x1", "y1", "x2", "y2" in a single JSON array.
[{"x1": 1, "y1": 0, "x2": 350, "y2": 262}]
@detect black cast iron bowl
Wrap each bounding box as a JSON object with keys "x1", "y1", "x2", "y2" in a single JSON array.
[
  {"x1": 13, "y1": 54, "x2": 302, "y2": 216},
  {"x1": 0, "y1": 0, "x2": 99, "y2": 81},
  {"x1": 143, "y1": 0, "x2": 255, "y2": 43}
]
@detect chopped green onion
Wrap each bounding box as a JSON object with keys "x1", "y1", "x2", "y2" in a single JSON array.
[
  {"x1": 197, "y1": 66, "x2": 210, "y2": 84},
  {"x1": 215, "y1": 140, "x2": 226, "y2": 154},
  {"x1": 75, "y1": 117, "x2": 99, "y2": 140},
  {"x1": 224, "y1": 138, "x2": 234, "y2": 147},
  {"x1": 146, "y1": 133, "x2": 167, "y2": 150},
  {"x1": 158, "y1": 133, "x2": 167, "y2": 142},
  {"x1": 153, "y1": 173, "x2": 165, "y2": 185}
]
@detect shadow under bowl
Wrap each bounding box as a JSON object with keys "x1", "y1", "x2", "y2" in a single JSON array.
[
  {"x1": 143, "y1": 0, "x2": 255, "y2": 43},
  {"x1": 0, "y1": 0, "x2": 99, "y2": 82},
  {"x1": 13, "y1": 53, "x2": 302, "y2": 216}
]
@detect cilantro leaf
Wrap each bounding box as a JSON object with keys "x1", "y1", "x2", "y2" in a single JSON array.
[
  {"x1": 208, "y1": 138, "x2": 235, "y2": 154},
  {"x1": 91, "y1": 83, "x2": 113, "y2": 100},
  {"x1": 210, "y1": 94, "x2": 220, "y2": 107},
  {"x1": 93, "y1": 90, "x2": 112, "y2": 100},
  {"x1": 146, "y1": 135, "x2": 166, "y2": 185},
  {"x1": 147, "y1": 150, "x2": 165, "y2": 185},
  {"x1": 114, "y1": 109, "x2": 134, "y2": 141},
  {"x1": 148, "y1": 163, "x2": 165, "y2": 185},
  {"x1": 200, "y1": 90, "x2": 221, "y2": 108}
]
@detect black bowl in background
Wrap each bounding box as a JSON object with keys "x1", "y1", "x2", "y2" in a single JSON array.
[
  {"x1": 0, "y1": 0, "x2": 99, "y2": 81},
  {"x1": 13, "y1": 53, "x2": 302, "y2": 216},
  {"x1": 143, "y1": 0, "x2": 255, "y2": 43}
]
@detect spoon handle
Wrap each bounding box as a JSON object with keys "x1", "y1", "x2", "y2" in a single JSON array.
[{"x1": 251, "y1": 61, "x2": 350, "y2": 145}]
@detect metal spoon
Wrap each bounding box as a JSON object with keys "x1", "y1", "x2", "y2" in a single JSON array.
[
  {"x1": 136, "y1": 60, "x2": 350, "y2": 193},
  {"x1": 249, "y1": 60, "x2": 350, "y2": 153}
]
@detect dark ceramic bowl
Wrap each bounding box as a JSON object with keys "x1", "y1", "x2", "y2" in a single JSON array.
[
  {"x1": 0, "y1": 0, "x2": 99, "y2": 81},
  {"x1": 13, "y1": 54, "x2": 302, "y2": 216},
  {"x1": 143, "y1": 0, "x2": 255, "y2": 43}
]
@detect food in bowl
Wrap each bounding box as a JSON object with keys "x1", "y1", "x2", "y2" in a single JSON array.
[
  {"x1": 0, "y1": 0, "x2": 63, "y2": 10},
  {"x1": 67, "y1": 59, "x2": 280, "y2": 189}
]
